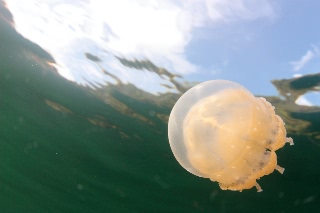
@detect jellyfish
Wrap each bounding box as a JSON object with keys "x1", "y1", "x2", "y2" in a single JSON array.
[{"x1": 168, "y1": 80, "x2": 294, "y2": 192}]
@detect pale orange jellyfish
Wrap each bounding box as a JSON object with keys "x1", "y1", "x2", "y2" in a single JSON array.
[{"x1": 168, "y1": 80, "x2": 294, "y2": 192}]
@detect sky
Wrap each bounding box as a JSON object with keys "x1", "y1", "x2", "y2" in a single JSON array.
[{"x1": 4, "y1": 0, "x2": 320, "y2": 105}]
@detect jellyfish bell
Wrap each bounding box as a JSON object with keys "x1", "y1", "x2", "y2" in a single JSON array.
[{"x1": 168, "y1": 80, "x2": 293, "y2": 192}]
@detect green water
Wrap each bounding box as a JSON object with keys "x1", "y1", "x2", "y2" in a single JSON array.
[{"x1": 1, "y1": 8, "x2": 320, "y2": 213}]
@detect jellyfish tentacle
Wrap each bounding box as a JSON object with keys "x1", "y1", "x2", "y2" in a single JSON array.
[
  {"x1": 286, "y1": 137, "x2": 294, "y2": 145},
  {"x1": 275, "y1": 165, "x2": 285, "y2": 174},
  {"x1": 255, "y1": 182, "x2": 263, "y2": 192}
]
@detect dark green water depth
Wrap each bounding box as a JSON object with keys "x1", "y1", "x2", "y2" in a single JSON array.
[{"x1": 1, "y1": 5, "x2": 320, "y2": 212}]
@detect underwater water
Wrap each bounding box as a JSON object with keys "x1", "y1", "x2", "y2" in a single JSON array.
[{"x1": 1, "y1": 3, "x2": 320, "y2": 213}]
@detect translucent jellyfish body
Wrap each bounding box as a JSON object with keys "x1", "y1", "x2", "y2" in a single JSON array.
[{"x1": 168, "y1": 80, "x2": 293, "y2": 192}]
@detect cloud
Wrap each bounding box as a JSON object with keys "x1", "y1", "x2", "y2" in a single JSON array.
[
  {"x1": 290, "y1": 45, "x2": 320, "y2": 71},
  {"x1": 6, "y1": 0, "x2": 276, "y2": 92},
  {"x1": 180, "y1": 0, "x2": 275, "y2": 26},
  {"x1": 295, "y1": 92, "x2": 320, "y2": 107},
  {"x1": 295, "y1": 95, "x2": 313, "y2": 106}
]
